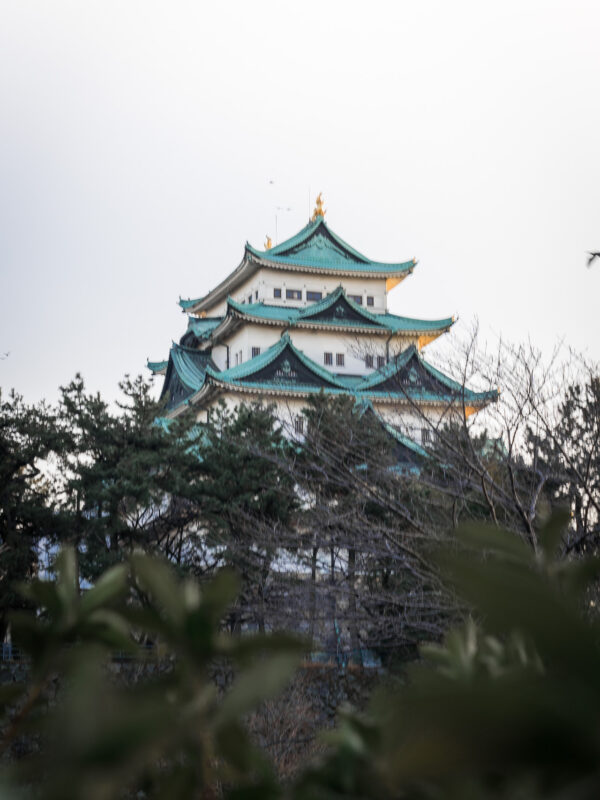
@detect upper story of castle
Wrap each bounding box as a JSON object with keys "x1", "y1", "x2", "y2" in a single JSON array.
[{"x1": 179, "y1": 194, "x2": 417, "y2": 318}]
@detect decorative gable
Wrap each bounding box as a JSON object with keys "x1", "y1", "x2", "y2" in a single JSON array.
[
  {"x1": 284, "y1": 230, "x2": 359, "y2": 265},
  {"x1": 304, "y1": 295, "x2": 378, "y2": 326},
  {"x1": 239, "y1": 344, "x2": 334, "y2": 388},
  {"x1": 374, "y1": 353, "x2": 450, "y2": 394},
  {"x1": 297, "y1": 287, "x2": 387, "y2": 328},
  {"x1": 161, "y1": 363, "x2": 193, "y2": 410}
]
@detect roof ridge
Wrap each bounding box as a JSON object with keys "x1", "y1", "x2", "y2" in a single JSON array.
[
  {"x1": 357, "y1": 345, "x2": 418, "y2": 389},
  {"x1": 298, "y1": 286, "x2": 387, "y2": 327},
  {"x1": 247, "y1": 217, "x2": 413, "y2": 269},
  {"x1": 171, "y1": 340, "x2": 213, "y2": 356}
]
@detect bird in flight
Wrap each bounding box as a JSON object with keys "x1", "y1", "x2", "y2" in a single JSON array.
[{"x1": 587, "y1": 252, "x2": 600, "y2": 268}]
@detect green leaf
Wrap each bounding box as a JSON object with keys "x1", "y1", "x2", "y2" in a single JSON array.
[
  {"x1": 200, "y1": 568, "x2": 239, "y2": 621},
  {"x1": 55, "y1": 547, "x2": 79, "y2": 612},
  {"x1": 80, "y1": 564, "x2": 128, "y2": 617},
  {"x1": 131, "y1": 554, "x2": 184, "y2": 626},
  {"x1": 455, "y1": 522, "x2": 532, "y2": 565}
]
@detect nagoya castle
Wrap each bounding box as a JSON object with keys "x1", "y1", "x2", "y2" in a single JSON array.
[{"x1": 149, "y1": 195, "x2": 494, "y2": 455}]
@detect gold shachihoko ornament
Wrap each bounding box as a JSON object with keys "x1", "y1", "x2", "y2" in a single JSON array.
[
  {"x1": 264, "y1": 235, "x2": 272, "y2": 250},
  {"x1": 311, "y1": 192, "x2": 326, "y2": 222}
]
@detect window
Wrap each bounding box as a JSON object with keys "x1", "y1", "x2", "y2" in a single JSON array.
[
  {"x1": 273, "y1": 288, "x2": 282, "y2": 298},
  {"x1": 238, "y1": 350, "x2": 243, "y2": 365},
  {"x1": 234, "y1": 352, "x2": 239, "y2": 366},
  {"x1": 251, "y1": 347, "x2": 261, "y2": 358},
  {"x1": 336, "y1": 353, "x2": 345, "y2": 367},
  {"x1": 348, "y1": 294, "x2": 363, "y2": 305},
  {"x1": 248, "y1": 295, "x2": 252, "y2": 304},
  {"x1": 255, "y1": 290, "x2": 258, "y2": 301},
  {"x1": 294, "y1": 416, "x2": 304, "y2": 435},
  {"x1": 422, "y1": 428, "x2": 435, "y2": 445},
  {"x1": 365, "y1": 354, "x2": 374, "y2": 368},
  {"x1": 366, "y1": 296, "x2": 374, "y2": 307},
  {"x1": 306, "y1": 291, "x2": 322, "y2": 302},
  {"x1": 324, "y1": 352, "x2": 333, "y2": 366},
  {"x1": 286, "y1": 289, "x2": 302, "y2": 300},
  {"x1": 377, "y1": 355, "x2": 386, "y2": 368}
]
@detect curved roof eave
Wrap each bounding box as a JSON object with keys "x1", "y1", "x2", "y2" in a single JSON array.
[
  {"x1": 178, "y1": 379, "x2": 496, "y2": 408},
  {"x1": 214, "y1": 292, "x2": 452, "y2": 338},
  {"x1": 179, "y1": 217, "x2": 416, "y2": 314},
  {"x1": 245, "y1": 249, "x2": 416, "y2": 277}
]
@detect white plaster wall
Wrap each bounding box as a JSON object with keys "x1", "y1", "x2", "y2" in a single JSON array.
[
  {"x1": 291, "y1": 330, "x2": 379, "y2": 375},
  {"x1": 218, "y1": 324, "x2": 281, "y2": 366},
  {"x1": 213, "y1": 323, "x2": 418, "y2": 377},
  {"x1": 257, "y1": 271, "x2": 389, "y2": 313},
  {"x1": 211, "y1": 343, "x2": 228, "y2": 371},
  {"x1": 198, "y1": 391, "x2": 308, "y2": 435},
  {"x1": 196, "y1": 391, "x2": 465, "y2": 447},
  {"x1": 376, "y1": 403, "x2": 463, "y2": 443},
  {"x1": 203, "y1": 267, "x2": 393, "y2": 315}
]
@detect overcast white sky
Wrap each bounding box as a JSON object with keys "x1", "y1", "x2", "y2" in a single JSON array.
[{"x1": 1, "y1": 0, "x2": 599, "y2": 404}]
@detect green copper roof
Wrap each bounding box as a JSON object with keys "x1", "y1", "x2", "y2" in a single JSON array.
[
  {"x1": 147, "y1": 359, "x2": 168, "y2": 374},
  {"x1": 227, "y1": 288, "x2": 454, "y2": 333},
  {"x1": 160, "y1": 342, "x2": 216, "y2": 411},
  {"x1": 178, "y1": 217, "x2": 416, "y2": 312},
  {"x1": 357, "y1": 344, "x2": 498, "y2": 404},
  {"x1": 191, "y1": 335, "x2": 496, "y2": 407},
  {"x1": 206, "y1": 332, "x2": 349, "y2": 390},
  {"x1": 246, "y1": 217, "x2": 415, "y2": 274},
  {"x1": 186, "y1": 316, "x2": 222, "y2": 338},
  {"x1": 380, "y1": 420, "x2": 428, "y2": 458},
  {"x1": 296, "y1": 285, "x2": 386, "y2": 326},
  {"x1": 179, "y1": 297, "x2": 200, "y2": 311},
  {"x1": 356, "y1": 400, "x2": 428, "y2": 459},
  {"x1": 170, "y1": 343, "x2": 212, "y2": 391}
]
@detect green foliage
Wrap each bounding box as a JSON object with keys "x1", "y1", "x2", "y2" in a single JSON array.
[
  {"x1": 528, "y1": 375, "x2": 600, "y2": 555},
  {"x1": 193, "y1": 402, "x2": 297, "y2": 632},
  {"x1": 0, "y1": 390, "x2": 67, "y2": 639},
  {"x1": 197, "y1": 402, "x2": 296, "y2": 541},
  {"x1": 299, "y1": 395, "x2": 396, "y2": 496},
  {"x1": 295, "y1": 510, "x2": 600, "y2": 798},
  {"x1": 2, "y1": 549, "x2": 305, "y2": 799},
  {"x1": 58, "y1": 374, "x2": 204, "y2": 579}
]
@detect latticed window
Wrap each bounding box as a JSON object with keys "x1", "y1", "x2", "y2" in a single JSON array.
[
  {"x1": 286, "y1": 289, "x2": 302, "y2": 300},
  {"x1": 251, "y1": 347, "x2": 260, "y2": 358},
  {"x1": 294, "y1": 416, "x2": 304, "y2": 435},
  {"x1": 324, "y1": 352, "x2": 333, "y2": 366},
  {"x1": 377, "y1": 356, "x2": 386, "y2": 368},
  {"x1": 273, "y1": 288, "x2": 282, "y2": 298},
  {"x1": 422, "y1": 428, "x2": 435, "y2": 445},
  {"x1": 306, "y1": 291, "x2": 322, "y2": 301},
  {"x1": 336, "y1": 353, "x2": 345, "y2": 367},
  {"x1": 366, "y1": 296, "x2": 374, "y2": 306},
  {"x1": 365, "y1": 354, "x2": 374, "y2": 368},
  {"x1": 348, "y1": 294, "x2": 362, "y2": 305}
]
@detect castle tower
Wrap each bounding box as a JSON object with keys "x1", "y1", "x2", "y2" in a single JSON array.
[{"x1": 149, "y1": 198, "x2": 495, "y2": 448}]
